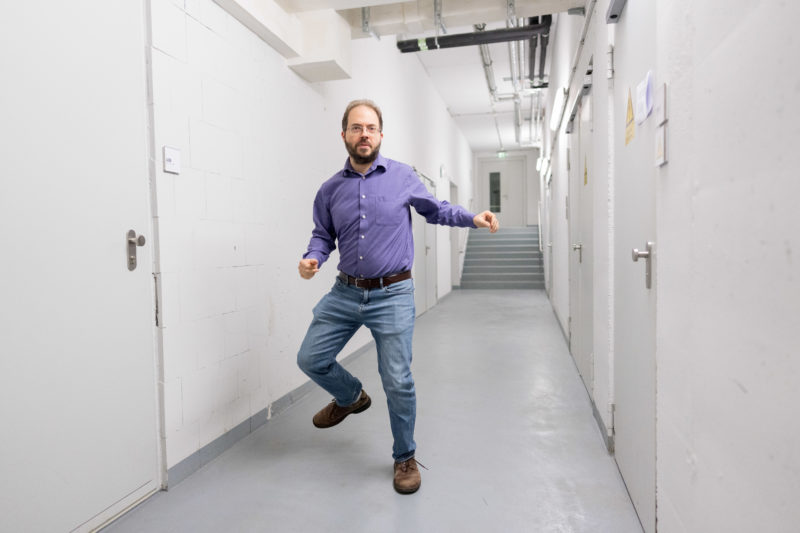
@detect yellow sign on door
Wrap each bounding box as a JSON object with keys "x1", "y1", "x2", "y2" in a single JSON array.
[
  {"x1": 625, "y1": 88, "x2": 635, "y2": 145},
  {"x1": 584, "y1": 156, "x2": 588, "y2": 185}
]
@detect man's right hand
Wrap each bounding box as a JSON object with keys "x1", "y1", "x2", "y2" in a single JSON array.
[{"x1": 298, "y1": 258, "x2": 319, "y2": 279}]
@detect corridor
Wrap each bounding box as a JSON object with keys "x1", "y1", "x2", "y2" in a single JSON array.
[{"x1": 106, "y1": 290, "x2": 641, "y2": 532}]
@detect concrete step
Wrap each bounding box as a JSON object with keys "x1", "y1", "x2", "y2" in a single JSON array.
[
  {"x1": 466, "y1": 244, "x2": 540, "y2": 253},
  {"x1": 459, "y1": 280, "x2": 545, "y2": 290},
  {"x1": 468, "y1": 233, "x2": 538, "y2": 241},
  {"x1": 469, "y1": 226, "x2": 539, "y2": 233},
  {"x1": 464, "y1": 257, "x2": 544, "y2": 270},
  {"x1": 464, "y1": 256, "x2": 543, "y2": 263},
  {"x1": 464, "y1": 251, "x2": 542, "y2": 260},
  {"x1": 459, "y1": 226, "x2": 544, "y2": 289},
  {"x1": 468, "y1": 235, "x2": 539, "y2": 243},
  {"x1": 461, "y1": 273, "x2": 543, "y2": 283},
  {"x1": 462, "y1": 265, "x2": 544, "y2": 274}
]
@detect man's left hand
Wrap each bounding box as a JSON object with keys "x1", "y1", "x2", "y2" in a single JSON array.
[{"x1": 473, "y1": 211, "x2": 499, "y2": 233}]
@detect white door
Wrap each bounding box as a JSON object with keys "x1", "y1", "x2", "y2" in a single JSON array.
[
  {"x1": 449, "y1": 182, "x2": 461, "y2": 287},
  {"x1": 422, "y1": 175, "x2": 438, "y2": 311},
  {"x1": 568, "y1": 91, "x2": 595, "y2": 390},
  {"x1": 424, "y1": 220, "x2": 438, "y2": 310},
  {"x1": 0, "y1": 2, "x2": 161, "y2": 531},
  {"x1": 479, "y1": 158, "x2": 525, "y2": 226},
  {"x1": 612, "y1": 2, "x2": 658, "y2": 531},
  {"x1": 545, "y1": 182, "x2": 554, "y2": 293},
  {"x1": 413, "y1": 174, "x2": 437, "y2": 315}
]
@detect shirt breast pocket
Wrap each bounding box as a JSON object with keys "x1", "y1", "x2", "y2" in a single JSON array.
[{"x1": 375, "y1": 196, "x2": 409, "y2": 227}]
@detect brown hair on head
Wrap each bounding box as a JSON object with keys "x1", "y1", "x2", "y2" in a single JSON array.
[{"x1": 341, "y1": 99, "x2": 383, "y2": 132}]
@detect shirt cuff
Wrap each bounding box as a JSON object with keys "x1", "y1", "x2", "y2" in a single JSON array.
[{"x1": 303, "y1": 251, "x2": 326, "y2": 266}]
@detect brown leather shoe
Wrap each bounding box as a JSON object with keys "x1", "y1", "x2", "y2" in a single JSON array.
[
  {"x1": 393, "y1": 458, "x2": 421, "y2": 494},
  {"x1": 312, "y1": 390, "x2": 371, "y2": 428}
]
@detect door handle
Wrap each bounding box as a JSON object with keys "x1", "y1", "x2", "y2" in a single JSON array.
[
  {"x1": 631, "y1": 241, "x2": 654, "y2": 289},
  {"x1": 127, "y1": 230, "x2": 146, "y2": 271},
  {"x1": 572, "y1": 243, "x2": 582, "y2": 263}
]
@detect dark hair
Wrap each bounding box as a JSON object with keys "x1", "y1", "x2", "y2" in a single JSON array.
[{"x1": 341, "y1": 99, "x2": 383, "y2": 132}]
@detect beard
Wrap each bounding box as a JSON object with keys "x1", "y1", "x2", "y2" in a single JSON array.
[{"x1": 345, "y1": 137, "x2": 381, "y2": 165}]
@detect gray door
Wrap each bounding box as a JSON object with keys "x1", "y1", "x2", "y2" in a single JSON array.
[
  {"x1": 0, "y1": 2, "x2": 161, "y2": 531},
  {"x1": 479, "y1": 158, "x2": 526, "y2": 226},
  {"x1": 612, "y1": 2, "x2": 658, "y2": 531},
  {"x1": 568, "y1": 91, "x2": 595, "y2": 391}
]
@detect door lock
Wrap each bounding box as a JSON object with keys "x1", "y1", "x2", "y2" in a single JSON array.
[
  {"x1": 127, "y1": 230, "x2": 146, "y2": 271},
  {"x1": 572, "y1": 243, "x2": 583, "y2": 263},
  {"x1": 631, "y1": 241, "x2": 654, "y2": 289}
]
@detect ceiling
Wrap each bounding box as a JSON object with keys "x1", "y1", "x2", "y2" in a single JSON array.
[{"x1": 277, "y1": 0, "x2": 584, "y2": 154}]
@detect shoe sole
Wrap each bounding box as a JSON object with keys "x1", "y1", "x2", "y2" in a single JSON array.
[
  {"x1": 312, "y1": 397, "x2": 371, "y2": 428},
  {"x1": 393, "y1": 481, "x2": 421, "y2": 494}
]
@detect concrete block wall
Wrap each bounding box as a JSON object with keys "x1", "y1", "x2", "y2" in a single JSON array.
[
  {"x1": 655, "y1": 1, "x2": 800, "y2": 530},
  {"x1": 149, "y1": 0, "x2": 475, "y2": 469}
]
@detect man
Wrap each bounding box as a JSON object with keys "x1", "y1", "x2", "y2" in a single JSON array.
[{"x1": 297, "y1": 99, "x2": 499, "y2": 494}]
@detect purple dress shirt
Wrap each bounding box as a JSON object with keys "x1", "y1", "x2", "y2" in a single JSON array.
[{"x1": 303, "y1": 154, "x2": 477, "y2": 279}]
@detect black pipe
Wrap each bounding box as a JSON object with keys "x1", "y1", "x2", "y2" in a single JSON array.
[
  {"x1": 528, "y1": 17, "x2": 539, "y2": 83},
  {"x1": 538, "y1": 15, "x2": 552, "y2": 83},
  {"x1": 397, "y1": 22, "x2": 551, "y2": 53}
]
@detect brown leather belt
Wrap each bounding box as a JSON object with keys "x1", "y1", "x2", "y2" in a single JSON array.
[{"x1": 338, "y1": 270, "x2": 412, "y2": 289}]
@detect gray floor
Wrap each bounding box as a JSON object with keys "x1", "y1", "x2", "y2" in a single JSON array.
[{"x1": 106, "y1": 290, "x2": 642, "y2": 533}]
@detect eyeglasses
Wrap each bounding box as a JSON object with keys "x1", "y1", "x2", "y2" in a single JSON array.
[{"x1": 347, "y1": 124, "x2": 381, "y2": 135}]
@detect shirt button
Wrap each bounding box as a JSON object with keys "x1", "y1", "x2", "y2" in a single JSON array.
[
  {"x1": 361, "y1": 214, "x2": 366, "y2": 219},
  {"x1": 361, "y1": 195, "x2": 366, "y2": 199},
  {"x1": 361, "y1": 235, "x2": 365, "y2": 239},
  {"x1": 359, "y1": 256, "x2": 363, "y2": 260},
  {"x1": 361, "y1": 176, "x2": 365, "y2": 180}
]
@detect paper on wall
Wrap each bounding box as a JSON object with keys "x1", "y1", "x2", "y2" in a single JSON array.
[{"x1": 635, "y1": 70, "x2": 654, "y2": 124}]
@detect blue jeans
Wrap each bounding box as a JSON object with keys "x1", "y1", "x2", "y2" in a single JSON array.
[{"x1": 297, "y1": 276, "x2": 416, "y2": 462}]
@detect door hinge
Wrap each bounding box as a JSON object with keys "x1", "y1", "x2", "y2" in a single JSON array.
[
  {"x1": 607, "y1": 45, "x2": 615, "y2": 80},
  {"x1": 153, "y1": 273, "x2": 161, "y2": 327},
  {"x1": 565, "y1": 196, "x2": 569, "y2": 219}
]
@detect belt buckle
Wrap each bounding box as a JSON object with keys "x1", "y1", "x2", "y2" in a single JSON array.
[{"x1": 354, "y1": 277, "x2": 368, "y2": 289}]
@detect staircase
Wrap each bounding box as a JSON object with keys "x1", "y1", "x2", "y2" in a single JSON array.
[{"x1": 459, "y1": 226, "x2": 544, "y2": 289}]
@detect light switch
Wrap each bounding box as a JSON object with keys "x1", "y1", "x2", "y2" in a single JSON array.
[{"x1": 163, "y1": 146, "x2": 181, "y2": 174}]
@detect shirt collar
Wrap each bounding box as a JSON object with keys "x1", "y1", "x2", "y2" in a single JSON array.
[{"x1": 343, "y1": 153, "x2": 388, "y2": 177}]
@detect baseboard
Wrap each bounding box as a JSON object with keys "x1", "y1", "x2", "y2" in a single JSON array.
[
  {"x1": 166, "y1": 341, "x2": 376, "y2": 488},
  {"x1": 592, "y1": 397, "x2": 614, "y2": 453},
  {"x1": 547, "y1": 297, "x2": 613, "y2": 453}
]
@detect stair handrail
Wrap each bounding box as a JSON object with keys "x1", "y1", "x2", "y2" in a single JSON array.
[{"x1": 537, "y1": 201, "x2": 543, "y2": 253}]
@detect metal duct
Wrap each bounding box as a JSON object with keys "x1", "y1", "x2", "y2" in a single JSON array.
[
  {"x1": 475, "y1": 25, "x2": 497, "y2": 100},
  {"x1": 514, "y1": 95, "x2": 522, "y2": 144},
  {"x1": 528, "y1": 17, "x2": 539, "y2": 84},
  {"x1": 507, "y1": 31, "x2": 521, "y2": 93},
  {"x1": 537, "y1": 15, "x2": 552, "y2": 83},
  {"x1": 396, "y1": 22, "x2": 551, "y2": 53}
]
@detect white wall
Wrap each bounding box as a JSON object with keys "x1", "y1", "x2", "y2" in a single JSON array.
[
  {"x1": 544, "y1": 1, "x2": 615, "y2": 439},
  {"x1": 655, "y1": 1, "x2": 800, "y2": 530},
  {"x1": 149, "y1": 0, "x2": 474, "y2": 469},
  {"x1": 543, "y1": 13, "x2": 583, "y2": 336},
  {"x1": 586, "y1": 4, "x2": 615, "y2": 438}
]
